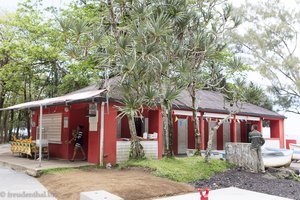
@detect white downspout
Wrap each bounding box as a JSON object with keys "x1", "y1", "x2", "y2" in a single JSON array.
[
  {"x1": 38, "y1": 104, "x2": 43, "y2": 167},
  {"x1": 99, "y1": 102, "x2": 105, "y2": 166}
]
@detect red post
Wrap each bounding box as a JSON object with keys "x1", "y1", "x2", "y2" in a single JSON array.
[
  {"x1": 279, "y1": 119, "x2": 284, "y2": 148},
  {"x1": 231, "y1": 115, "x2": 237, "y2": 143},
  {"x1": 200, "y1": 113, "x2": 205, "y2": 150},
  {"x1": 157, "y1": 108, "x2": 163, "y2": 159},
  {"x1": 198, "y1": 188, "x2": 210, "y2": 200},
  {"x1": 258, "y1": 117, "x2": 263, "y2": 132}
]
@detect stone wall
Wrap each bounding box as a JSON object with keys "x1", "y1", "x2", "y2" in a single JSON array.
[{"x1": 225, "y1": 142, "x2": 259, "y2": 171}]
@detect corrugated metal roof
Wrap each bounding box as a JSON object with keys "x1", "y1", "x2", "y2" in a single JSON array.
[{"x1": 1, "y1": 89, "x2": 106, "y2": 110}]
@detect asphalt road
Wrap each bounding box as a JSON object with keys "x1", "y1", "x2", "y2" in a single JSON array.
[{"x1": 0, "y1": 167, "x2": 56, "y2": 200}]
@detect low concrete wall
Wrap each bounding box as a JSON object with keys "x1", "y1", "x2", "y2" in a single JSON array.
[
  {"x1": 225, "y1": 142, "x2": 259, "y2": 171},
  {"x1": 116, "y1": 141, "x2": 158, "y2": 164}
]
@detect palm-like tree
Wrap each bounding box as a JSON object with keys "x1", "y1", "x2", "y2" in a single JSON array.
[{"x1": 177, "y1": 1, "x2": 241, "y2": 154}]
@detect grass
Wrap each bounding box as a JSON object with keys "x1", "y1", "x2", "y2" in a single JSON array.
[
  {"x1": 120, "y1": 156, "x2": 231, "y2": 182},
  {"x1": 40, "y1": 164, "x2": 103, "y2": 175}
]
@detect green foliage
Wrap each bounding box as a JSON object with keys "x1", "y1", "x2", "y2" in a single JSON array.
[
  {"x1": 225, "y1": 78, "x2": 273, "y2": 111},
  {"x1": 232, "y1": 0, "x2": 300, "y2": 114},
  {"x1": 120, "y1": 157, "x2": 231, "y2": 182}
]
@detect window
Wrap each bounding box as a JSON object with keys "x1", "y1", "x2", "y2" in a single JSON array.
[
  {"x1": 37, "y1": 113, "x2": 62, "y2": 143},
  {"x1": 116, "y1": 115, "x2": 149, "y2": 138}
]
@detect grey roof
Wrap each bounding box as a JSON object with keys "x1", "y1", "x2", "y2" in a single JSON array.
[
  {"x1": 174, "y1": 90, "x2": 284, "y2": 119},
  {"x1": 69, "y1": 78, "x2": 284, "y2": 119}
]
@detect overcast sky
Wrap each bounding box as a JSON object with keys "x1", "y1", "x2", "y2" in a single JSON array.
[{"x1": 1, "y1": 0, "x2": 300, "y2": 142}]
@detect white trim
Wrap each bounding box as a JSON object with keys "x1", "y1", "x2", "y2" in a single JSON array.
[
  {"x1": 236, "y1": 115, "x2": 260, "y2": 121},
  {"x1": 48, "y1": 141, "x2": 62, "y2": 144},
  {"x1": 173, "y1": 110, "x2": 200, "y2": 117},
  {"x1": 203, "y1": 112, "x2": 260, "y2": 121},
  {"x1": 203, "y1": 112, "x2": 231, "y2": 119}
]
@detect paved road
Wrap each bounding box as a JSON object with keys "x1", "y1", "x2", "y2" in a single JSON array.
[
  {"x1": 0, "y1": 167, "x2": 56, "y2": 200},
  {"x1": 0, "y1": 144, "x2": 10, "y2": 154}
]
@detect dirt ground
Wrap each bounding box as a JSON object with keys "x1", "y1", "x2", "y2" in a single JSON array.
[
  {"x1": 192, "y1": 168, "x2": 300, "y2": 200},
  {"x1": 38, "y1": 168, "x2": 195, "y2": 200}
]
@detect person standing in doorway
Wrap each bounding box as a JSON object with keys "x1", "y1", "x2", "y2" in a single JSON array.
[
  {"x1": 249, "y1": 124, "x2": 265, "y2": 173},
  {"x1": 67, "y1": 125, "x2": 87, "y2": 162}
]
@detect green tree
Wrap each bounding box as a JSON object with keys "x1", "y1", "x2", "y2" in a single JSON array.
[
  {"x1": 0, "y1": 1, "x2": 68, "y2": 141},
  {"x1": 177, "y1": 1, "x2": 242, "y2": 154},
  {"x1": 232, "y1": 0, "x2": 300, "y2": 114}
]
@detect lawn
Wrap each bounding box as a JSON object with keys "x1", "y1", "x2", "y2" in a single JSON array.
[{"x1": 120, "y1": 156, "x2": 231, "y2": 182}]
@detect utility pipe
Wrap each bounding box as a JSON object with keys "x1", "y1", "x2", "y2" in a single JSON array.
[{"x1": 38, "y1": 104, "x2": 43, "y2": 167}]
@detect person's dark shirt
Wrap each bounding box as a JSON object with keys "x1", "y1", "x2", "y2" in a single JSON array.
[
  {"x1": 249, "y1": 130, "x2": 263, "y2": 149},
  {"x1": 75, "y1": 131, "x2": 83, "y2": 145}
]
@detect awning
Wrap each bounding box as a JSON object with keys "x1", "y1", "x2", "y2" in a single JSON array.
[{"x1": 1, "y1": 89, "x2": 106, "y2": 111}]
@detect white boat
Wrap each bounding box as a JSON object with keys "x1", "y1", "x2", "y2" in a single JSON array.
[
  {"x1": 210, "y1": 150, "x2": 226, "y2": 159},
  {"x1": 290, "y1": 143, "x2": 300, "y2": 160},
  {"x1": 262, "y1": 147, "x2": 293, "y2": 168}
]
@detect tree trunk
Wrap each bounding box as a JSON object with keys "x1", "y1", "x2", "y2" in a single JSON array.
[
  {"x1": 205, "y1": 113, "x2": 232, "y2": 162},
  {"x1": 0, "y1": 85, "x2": 5, "y2": 144},
  {"x1": 128, "y1": 115, "x2": 145, "y2": 159},
  {"x1": 8, "y1": 110, "x2": 14, "y2": 141},
  {"x1": 3, "y1": 111, "x2": 8, "y2": 142},
  {"x1": 107, "y1": 0, "x2": 117, "y2": 33},
  {"x1": 191, "y1": 84, "x2": 201, "y2": 154},
  {"x1": 16, "y1": 111, "x2": 21, "y2": 139},
  {"x1": 166, "y1": 106, "x2": 174, "y2": 157}
]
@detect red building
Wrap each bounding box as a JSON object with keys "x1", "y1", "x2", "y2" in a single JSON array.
[{"x1": 3, "y1": 79, "x2": 285, "y2": 165}]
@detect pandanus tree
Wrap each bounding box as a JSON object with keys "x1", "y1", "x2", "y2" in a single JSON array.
[
  {"x1": 56, "y1": 0, "x2": 246, "y2": 159},
  {"x1": 102, "y1": 0, "x2": 191, "y2": 158},
  {"x1": 176, "y1": 1, "x2": 242, "y2": 154}
]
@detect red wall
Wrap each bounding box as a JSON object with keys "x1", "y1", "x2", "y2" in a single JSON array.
[
  {"x1": 286, "y1": 139, "x2": 297, "y2": 149},
  {"x1": 270, "y1": 119, "x2": 284, "y2": 148},
  {"x1": 68, "y1": 104, "x2": 89, "y2": 160},
  {"x1": 32, "y1": 106, "x2": 70, "y2": 159},
  {"x1": 240, "y1": 122, "x2": 247, "y2": 142},
  {"x1": 88, "y1": 103, "x2": 100, "y2": 164},
  {"x1": 103, "y1": 103, "x2": 117, "y2": 164},
  {"x1": 217, "y1": 124, "x2": 223, "y2": 150},
  {"x1": 120, "y1": 115, "x2": 131, "y2": 138},
  {"x1": 230, "y1": 116, "x2": 237, "y2": 143},
  {"x1": 31, "y1": 103, "x2": 93, "y2": 161},
  {"x1": 148, "y1": 109, "x2": 163, "y2": 159},
  {"x1": 200, "y1": 114, "x2": 205, "y2": 150},
  {"x1": 172, "y1": 117, "x2": 178, "y2": 155},
  {"x1": 188, "y1": 117, "x2": 195, "y2": 149},
  {"x1": 204, "y1": 120, "x2": 209, "y2": 149}
]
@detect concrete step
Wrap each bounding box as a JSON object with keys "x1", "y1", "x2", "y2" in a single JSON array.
[{"x1": 155, "y1": 187, "x2": 292, "y2": 200}]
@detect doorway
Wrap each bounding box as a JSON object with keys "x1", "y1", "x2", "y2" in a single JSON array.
[
  {"x1": 178, "y1": 118, "x2": 188, "y2": 154},
  {"x1": 246, "y1": 123, "x2": 252, "y2": 142}
]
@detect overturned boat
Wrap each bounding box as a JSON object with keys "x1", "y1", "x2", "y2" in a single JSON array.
[
  {"x1": 262, "y1": 147, "x2": 293, "y2": 168},
  {"x1": 290, "y1": 143, "x2": 300, "y2": 160}
]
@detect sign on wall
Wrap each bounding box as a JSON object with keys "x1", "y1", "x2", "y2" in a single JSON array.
[
  {"x1": 89, "y1": 103, "x2": 98, "y2": 132},
  {"x1": 63, "y1": 117, "x2": 69, "y2": 128}
]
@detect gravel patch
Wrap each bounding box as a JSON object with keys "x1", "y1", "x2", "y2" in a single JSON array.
[{"x1": 191, "y1": 168, "x2": 300, "y2": 200}]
